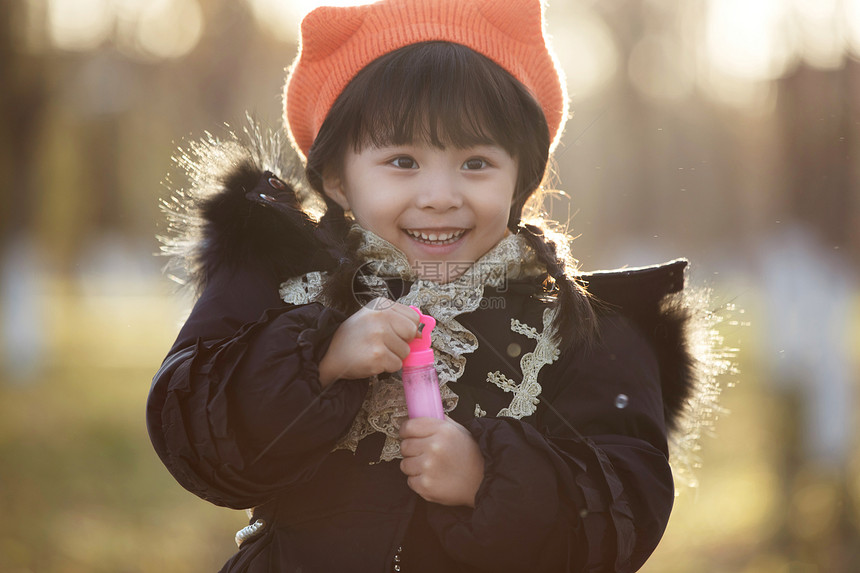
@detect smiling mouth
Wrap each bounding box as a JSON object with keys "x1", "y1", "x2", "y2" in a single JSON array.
[{"x1": 404, "y1": 229, "x2": 468, "y2": 245}]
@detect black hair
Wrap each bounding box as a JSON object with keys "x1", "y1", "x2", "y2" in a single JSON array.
[{"x1": 305, "y1": 41, "x2": 595, "y2": 346}]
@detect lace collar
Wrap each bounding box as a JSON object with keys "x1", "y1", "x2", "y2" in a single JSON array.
[{"x1": 280, "y1": 225, "x2": 547, "y2": 460}]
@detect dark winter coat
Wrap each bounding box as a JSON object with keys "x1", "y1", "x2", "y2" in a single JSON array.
[{"x1": 147, "y1": 169, "x2": 693, "y2": 572}]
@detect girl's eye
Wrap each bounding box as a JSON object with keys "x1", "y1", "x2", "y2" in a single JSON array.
[
  {"x1": 390, "y1": 156, "x2": 418, "y2": 169},
  {"x1": 463, "y1": 158, "x2": 489, "y2": 170}
]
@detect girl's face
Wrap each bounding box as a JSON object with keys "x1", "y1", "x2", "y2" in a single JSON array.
[{"x1": 323, "y1": 142, "x2": 517, "y2": 283}]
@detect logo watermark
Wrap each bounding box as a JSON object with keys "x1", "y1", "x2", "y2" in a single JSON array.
[{"x1": 351, "y1": 260, "x2": 509, "y2": 311}]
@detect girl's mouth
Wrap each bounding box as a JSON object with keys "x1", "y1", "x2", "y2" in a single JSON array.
[{"x1": 404, "y1": 229, "x2": 468, "y2": 246}]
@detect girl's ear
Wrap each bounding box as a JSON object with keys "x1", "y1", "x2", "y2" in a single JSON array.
[{"x1": 321, "y1": 170, "x2": 351, "y2": 210}]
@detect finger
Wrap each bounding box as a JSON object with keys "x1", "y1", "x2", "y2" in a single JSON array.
[
  {"x1": 388, "y1": 311, "x2": 420, "y2": 342},
  {"x1": 385, "y1": 333, "x2": 412, "y2": 360},
  {"x1": 405, "y1": 475, "x2": 421, "y2": 494},
  {"x1": 400, "y1": 436, "x2": 428, "y2": 458},
  {"x1": 406, "y1": 474, "x2": 426, "y2": 493},
  {"x1": 399, "y1": 437, "x2": 414, "y2": 458},
  {"x1": 399, "y1": 419, "x2": 414, "y2": 439},
  {"x1": 380, "y1": 351, "x2": 404, "y2": 374},
  {"x1": 400, "y1": 417, "x2": 442, "y2": 439},
  {"x1": 406, "y1": 475, "x2": 437, "y2": 502},
  {"x1": 399, "y1": 456, "x2": 420, "y2": 476},
  {"x1": 391, "y1": 303, "x2": 422, "y2": 331},
  {"x1": 391, "y1": 301, "x2": 422, "y2": 323}
]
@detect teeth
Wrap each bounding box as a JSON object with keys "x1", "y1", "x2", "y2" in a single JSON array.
[{"x1": 406, "y1": 229, "x2": 466, "y2": 244}]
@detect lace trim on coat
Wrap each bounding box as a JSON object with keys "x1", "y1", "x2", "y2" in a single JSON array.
[
  {"x1": 279, "y1": 271, "x2": 326, "y2": 305},
  {"x1": 488, "y1": 307, "x2": 561, "y2": 419}
]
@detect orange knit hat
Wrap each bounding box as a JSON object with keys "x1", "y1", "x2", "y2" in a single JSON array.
[{"x1": 284, "y1": 0, "x2": 568, "y2": 160}]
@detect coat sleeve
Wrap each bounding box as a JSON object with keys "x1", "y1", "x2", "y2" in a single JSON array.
[
  {"x1": 146, "y1": 266, "x2": 369, "y2": 509},
  {"x1": 426, "y1": 313, "x2": 674, "y2": 572}
]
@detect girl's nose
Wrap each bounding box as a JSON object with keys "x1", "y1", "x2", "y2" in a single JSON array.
[{"x1": 414, "y1": 173, "x2": 463, "y2": 211}]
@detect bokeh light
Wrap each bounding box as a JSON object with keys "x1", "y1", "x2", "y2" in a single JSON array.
[
  {"x1": 129, "y1": 0, "x2": 203, "y2": 60},
  {"x1": 551, "y1": 8, "x2": 619, "y2": 100},
  {"x1": 44, "y1": 0, "x2": 203, "y2": 59},
  {"x1": 791, "y1": 0, "x2": 845, "y2": 70},
  {"x1": 846, "y1": 0, "x2": 860, "y2": 58},
  {"x1": 46, "y1": 0, "x2": 112, "y2": 52},
  {"x1": 704, "y1": 0, "x2": 795, "y2": 82}
]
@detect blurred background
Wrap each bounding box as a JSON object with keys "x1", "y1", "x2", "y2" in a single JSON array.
[{"x1": 1, "y1": 0, "x2": 858, "y2": 571}]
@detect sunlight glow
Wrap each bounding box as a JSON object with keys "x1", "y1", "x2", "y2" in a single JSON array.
[
  {"x1": 44, "y1": 0, "x2": 203, "y2": 59},
  {"x1": 791, "y1": 0, "x2": 844, "y2": 70},
  {"x1": 705, "y1": 0, "x2": 794, "y2": 81},
  {"x1": 47, "y1": 0, "x2": 112, "y2": 52},
  {"x1": 846, "y1": 0, "x2": 860, "y2": 59},
  {"x1": 551, "y1": 10, "x2": 619, "y2": 100},
  {"x1": 135, "y1": 0, "x2": 203, "y2": 60}
]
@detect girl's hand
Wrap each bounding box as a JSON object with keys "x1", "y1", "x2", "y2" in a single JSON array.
[
  {"x1": 318, "y1": 298, "x2": 419, "y2": 387},
  {"x1": 399, "y1": 417, "x2": 485, "y2": 507}
]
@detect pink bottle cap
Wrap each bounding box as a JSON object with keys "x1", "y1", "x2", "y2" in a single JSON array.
[{"x1": 403, "y1": 306, "x2": 436, "y2": 368}]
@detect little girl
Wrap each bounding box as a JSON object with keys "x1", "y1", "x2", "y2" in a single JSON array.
[{"x1": 148, "y1": 0, "x2": 701, "y2": 571}]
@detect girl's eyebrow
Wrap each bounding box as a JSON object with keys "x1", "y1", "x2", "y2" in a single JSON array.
[
  {"x1": 365, "y1": 141, "x2": 421, "y2": 150},
  {"x1": 461, "y1": 144, "x2": 512, "y2": 158},
  {"x1": 466, "y1": 144, "x2": 505, "y2": 152},
  {"x1": 357, "y1": 143, "x2": 414, "y2": 155}
]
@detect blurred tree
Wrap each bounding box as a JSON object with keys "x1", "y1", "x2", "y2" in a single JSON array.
[
  {"x1": 781, "y1": 61, "x2": 859, "y2": 260},
  {"x1": 0, "y1": 0, "x2": 48, "y2": 245}
]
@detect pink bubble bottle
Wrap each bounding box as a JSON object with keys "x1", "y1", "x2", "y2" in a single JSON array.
[{"x1": 402, "y1": 306, "x2": 445, "y2": 420}]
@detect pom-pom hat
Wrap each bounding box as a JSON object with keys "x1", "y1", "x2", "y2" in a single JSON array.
[{"x1": 284, "y1": 0, "x2": 568, "y2": 160}]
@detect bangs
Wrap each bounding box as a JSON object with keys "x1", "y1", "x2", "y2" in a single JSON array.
[{"x1": 335, "y1": 42, "x2": 537, "y2": 154}]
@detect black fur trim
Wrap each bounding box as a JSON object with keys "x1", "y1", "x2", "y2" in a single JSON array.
[
  {"x1": 159, "y1": 124, "x2": 337, "y2": 295},
  {"x1": 194, "y1": 166, "x2": 336, "y2": 290}
]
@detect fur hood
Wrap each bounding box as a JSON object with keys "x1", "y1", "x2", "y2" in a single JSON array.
[{"x1": 159, "y1": 122, "x2": 337, "y2": 294}]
